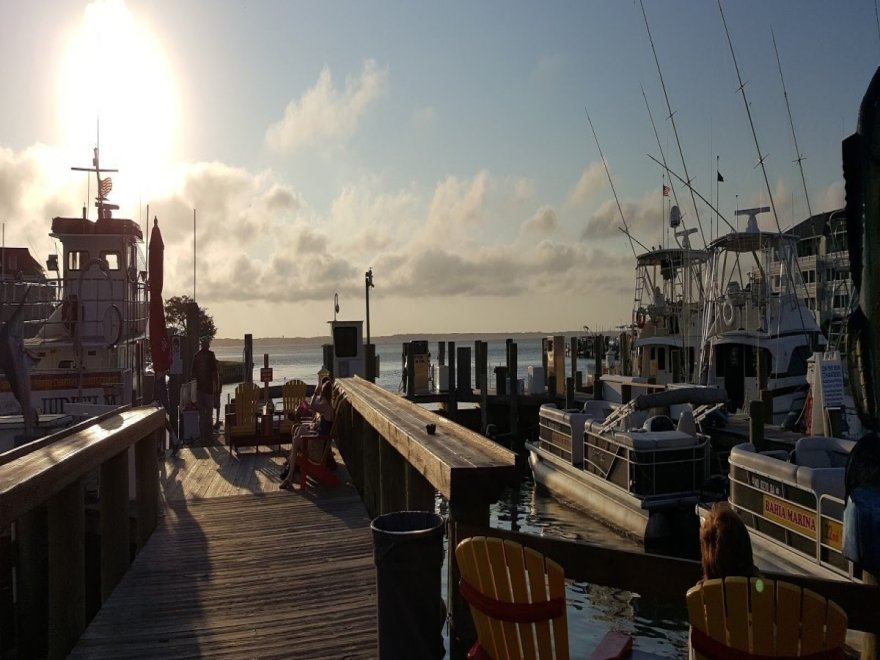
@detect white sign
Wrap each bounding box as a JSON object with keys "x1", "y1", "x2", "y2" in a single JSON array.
[{"x1": 820, "y1": 360, "x2": 844, "y2": 408}]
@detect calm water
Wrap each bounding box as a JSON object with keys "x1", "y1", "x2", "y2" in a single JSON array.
[{"x1": 213, "y1": 339, "x2": 689, "y2": 657}]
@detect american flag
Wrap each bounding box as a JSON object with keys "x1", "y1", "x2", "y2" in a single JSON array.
[
  {"x1": 662, "y1": 184, "x2": 670, "y2": 197},
  {"x1": 100, "y1": 177, "x2": 113, "y2": 197}
]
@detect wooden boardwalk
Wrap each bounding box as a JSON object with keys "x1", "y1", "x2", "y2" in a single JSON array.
[{"x1": 69, "y1": 445, "x2": 379, "y2": 659}]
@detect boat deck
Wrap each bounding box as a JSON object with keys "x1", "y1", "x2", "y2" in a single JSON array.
[{"x1": 69, "y1": 445, "x2": 378, "y2": 658}]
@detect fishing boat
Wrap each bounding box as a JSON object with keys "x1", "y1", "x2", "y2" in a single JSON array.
[
  {"x1": 0, "y1": 247, "x2": 56, "y2": 338},
  {"x1": 0, "y1": 147, "x2": 149, "y2": 448},
  {"x1": 714, "y1": 436, "x2": 859, "y2": 580},
  {"x1": 631, "y1": 221, "x2": 707, "y2": 385},
  {"x1": 527, "y1": 384, "x2": 727, "y2": 556},
  {"x1": 699, "y1": 208, "x2": 825, "y2": 425}
]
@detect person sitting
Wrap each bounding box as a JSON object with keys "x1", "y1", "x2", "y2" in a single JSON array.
[
  {"x1": 699, "y1": 504, "x2": 759, "y2": 580},
  {"x1": 280, "y1": 377, "x2": 334, "y2": 489}
]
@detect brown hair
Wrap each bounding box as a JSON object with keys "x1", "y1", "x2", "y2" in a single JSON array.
[{"x1": 700, "y1": 506, "x2": 757, "y2": 580}]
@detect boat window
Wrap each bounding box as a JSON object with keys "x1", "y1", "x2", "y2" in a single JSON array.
[
  {"x1": 657, "y1": 347, "x2": 666, "y2": 370},
  {"x1": 67, "y1": 250, "x2": 88, "y2": 271},
  {"x1": 788, "y1": 345, "x2": 812, "y2": 377},
  {"x1": 100, "y1": 251, "x2": 121, "y2": 270}
]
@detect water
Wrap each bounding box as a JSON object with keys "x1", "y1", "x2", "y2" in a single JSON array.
[{"x1": 213, "y1": 339, "x2": 689, "y2": 657}]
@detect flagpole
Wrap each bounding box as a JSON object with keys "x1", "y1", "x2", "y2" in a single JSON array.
[
  {"x1": 715, "y1": 156, "x2": 719, "y2": 242},
  {"x1": 193, "y1": 209, "x2": 197, "y2": 301}
]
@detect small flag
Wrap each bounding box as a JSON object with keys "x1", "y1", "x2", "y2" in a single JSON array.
[
  {"x1": 717, "y1": 171, "x2": 724, "y2": 183},
  {"x1": 662, "y1": 185, "x2": 670, "y2": 197},
  {"x1": 100, "y1": 176, "x2": 113, "y2": 197}
]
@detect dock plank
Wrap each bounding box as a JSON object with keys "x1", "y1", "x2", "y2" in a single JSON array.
[{"x1": 71, "y1": 448, "x2": 377, "y2": 658}]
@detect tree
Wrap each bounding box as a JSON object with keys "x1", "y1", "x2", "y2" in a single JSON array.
[{"x1": 164, "y1": 295, "x2": 217, "y2": 341}]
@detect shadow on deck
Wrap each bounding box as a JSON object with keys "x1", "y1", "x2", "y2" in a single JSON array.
[{"x1": 69, "y1": 448, "x2": 378, "y2": 659}]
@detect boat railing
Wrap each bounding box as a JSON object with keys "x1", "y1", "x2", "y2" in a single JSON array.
[
  {"x1": 728, "y1": 464, "x2": 853, "y2": 579},
  {"x1": 584, "y1": 431, "x2": 710, "y2": 500}
]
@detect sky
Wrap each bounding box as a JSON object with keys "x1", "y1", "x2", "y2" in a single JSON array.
[{"x1": 1, "y1": 0, "x2": 878, "y2": 339}]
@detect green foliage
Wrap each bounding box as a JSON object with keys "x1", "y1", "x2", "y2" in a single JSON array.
[{"x1": 164, "y1": 295, "x2": 217, "y2": 341}]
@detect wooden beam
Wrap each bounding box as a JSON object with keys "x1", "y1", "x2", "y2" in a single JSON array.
[{"x1": 99, "y1": 448, "x2": 129, "y2": 601}]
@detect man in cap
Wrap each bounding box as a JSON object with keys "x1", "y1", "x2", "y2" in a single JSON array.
[{"x1": 192, "y1": 336, "x2": 219, "y2": 445}]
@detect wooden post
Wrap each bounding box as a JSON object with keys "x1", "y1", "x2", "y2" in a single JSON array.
[
  {"x1": 406, "y1": 342, "x2": 416, "y2": 399},
  {"x1": 862, "y1": 571, "x2": 878, "y2": 660},
  {"x1": 447, "y1": 342, "x2": 457, "y2": 418},
  {"x1": 362, "y1": 420, "x2": 380, "y2": 518},
  {"x1": 262, "y1": 353, "x2": 270, "y2": 408},
  {"x1": 565, "y1": 377, "x2": 574, "y2": 410},
  {"x1": 406, "y1": 463, "x2": 436, "y2": 511},
  {"x1": 761, "y1": 389, "x2": 773, "y2": 425},
  {"x1": 480, "y1": 369, "x2": 489, "y2": 435},
  {"x1": 135, "y1": 430, "x2": 160, "y2": 548},
  {"x1": 100, "y1": 449, "x2": 130, "y2": 601},
  {"x1": 16, "y1": 507, "x2": 48, "y2": 658},
  {"x1": 448, "y1": 503, "x2": 491, "y2": 660},
  {"x1": 508, "y1": 341, "x2": 519, "y2": 443},
  {"x1": 593, "y1": 335, "x2": 604, "y2": 400},
  {"x1": 438, "y1": 341, "x2": 446, "y2": 367},
  {"x1": 322, "y1": 343, "x2": 334, "y2": 379},
  {"x1": 570, "y1": 336, "x2": 578, "y2": 394},
  {"x1": 244, "y1": 333, "x2": 254, "y2": 383},
  {"x1": 379, "y1": 437, "x2": 407, "y2": 514},
  {"x1": 184, "y1": 301, "x2": 199, "y2": 381},
  {"x1": 365, "y1": 342, "x2": 376, "y2": 383},
  {"x1": 749, "y1": 400, "x2": 766, "y2": 452},
  {"x1": 48, "y1": 479, "x2": 85, "y2": 660},
  {"x1": 457, "y1": 346, "x2": 471, "y2": 395},
  {"x1": 541, "y1": 337, "x2": 550, "y2": 394}
]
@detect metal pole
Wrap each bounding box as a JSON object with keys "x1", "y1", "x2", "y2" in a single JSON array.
[
  {"x1": 365, "y1": 268, "x2": 374, "y2": 345},
  {"x1": 193, "y1": 209, "x2": 197, "y2": 301}
]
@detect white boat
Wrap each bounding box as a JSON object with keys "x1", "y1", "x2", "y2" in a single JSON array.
[
  {"x1": 527, "y1": 385, "x2": 727, "y2": 556},
  {"x1": 0, "y1": 147, "x2": 149, "y2": 448},
  {"x1": 699, "y1": 208, "x2": 825, "y2": 424},
  {"x1": 0, "y1": 247, "x2": 56, "y2": 338},
  {"x1": 716, "y1": 436, "x2": 858, "y2": 581}
]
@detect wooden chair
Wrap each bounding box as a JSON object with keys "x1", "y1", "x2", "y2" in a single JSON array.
[
  {"x1": 454, "y1": 535, "x2": 569, "y2": 660},
  {"x1": 292, "y1": 417, "x2": 340, "y2": 491},
  {"x1": 686, "y1": 577, "x2": 847, "y2": 659},
  {"x1": 279, "y1": 379, "x2": 307, "y2": 436},
  {"x1": 228, "y1": 382, "x2": 261, "y2": 447}
]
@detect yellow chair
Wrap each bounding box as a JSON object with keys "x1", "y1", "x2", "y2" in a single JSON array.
[
  {"x1": 455, "y1": 536, "x2": 569, "y2": 660},
  {"x1": 228, "y1": 381, "x2": 261, "y2": 445},
  {"x1": 686, "y1": 577, "x2": 847, "y2": 659},
  {"x1": 279, "y1": 379, "x2": 308, "y2": 436}
]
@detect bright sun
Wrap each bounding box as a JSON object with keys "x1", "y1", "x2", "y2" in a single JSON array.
[{"x1": 58, "y1": 0, "x2": 179, "y2": 202}]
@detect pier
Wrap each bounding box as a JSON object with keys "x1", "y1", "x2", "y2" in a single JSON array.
[{"x1": 1, "y1": 386, "x2": 878, "y2": 659}]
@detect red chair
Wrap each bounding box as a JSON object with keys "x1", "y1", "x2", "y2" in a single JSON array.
[{"x1": 293, "y1": 426, "x2": 340, "y2": 491}]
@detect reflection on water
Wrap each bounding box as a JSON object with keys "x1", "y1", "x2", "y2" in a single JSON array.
[{"x1": 477, "y1": 476, "x2": 690, "y2": 658}]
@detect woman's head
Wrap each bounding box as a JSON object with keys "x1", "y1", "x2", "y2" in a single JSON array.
[{"x1": 700, "y1": 505, "x2": 756, "y2": 580}]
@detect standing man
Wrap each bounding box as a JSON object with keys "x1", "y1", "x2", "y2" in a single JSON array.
[{"x1": 192, "y1": 336, "x2": 218, "y2": 446}]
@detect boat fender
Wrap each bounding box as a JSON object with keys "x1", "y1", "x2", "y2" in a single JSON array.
[{"x1": 721, "y1": 300, "x2": 735, "y2": 327}]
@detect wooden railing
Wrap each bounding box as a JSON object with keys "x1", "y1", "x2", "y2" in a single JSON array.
[
  {"x1": 0, "y1": 405, "x2": 165, "y2": 659},
  {"x1": 333, "y1": 376, "x2": 517, "y2": 658}
]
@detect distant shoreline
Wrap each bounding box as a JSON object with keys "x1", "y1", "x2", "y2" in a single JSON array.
[{"x1": 211, "y1": 329, "x2": 618, "y2": 348}]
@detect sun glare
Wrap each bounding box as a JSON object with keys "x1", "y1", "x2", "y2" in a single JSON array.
[{"x1": 57, "y1": 0, "x2": 179, "y2": 203}]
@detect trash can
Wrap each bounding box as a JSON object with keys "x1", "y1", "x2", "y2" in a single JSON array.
[
  {"x1": 494, "y1": 366, "x2": 508, "y2": 395},
  {"x1": 371, "y1": 511, "x2": 446, "y2": 660}
]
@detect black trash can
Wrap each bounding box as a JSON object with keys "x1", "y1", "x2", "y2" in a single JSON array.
[{"x1": 371, "y1": 511, "x2": 445, "y2": 660}]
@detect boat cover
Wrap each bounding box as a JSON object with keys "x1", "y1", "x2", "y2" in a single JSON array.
[{"x1": 632, "y1": 387, "x2": 727, "y2": 410}]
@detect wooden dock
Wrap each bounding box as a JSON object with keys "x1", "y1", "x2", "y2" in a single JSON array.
[{"x1": 69, "y1": 447, "x2": 378, "y2": 659}]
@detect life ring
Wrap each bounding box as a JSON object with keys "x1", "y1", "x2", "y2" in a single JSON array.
[
  {"x1": 721, "y1": 300, "x2": 735, "y2": 327},
  {"x1": 61, "y1": 295, "x2": 79, "y2": 335},
  {"x1": 635, "y1": 308, "x2": 647, "y2": 329}
]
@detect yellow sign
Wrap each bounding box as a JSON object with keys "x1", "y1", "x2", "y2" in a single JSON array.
[
  {"x1": 763, "y1": 495, "x2": 817, "y2": 538},
  {"x1": 821, "y1": 518, "x2": 843, "y2": 551}
]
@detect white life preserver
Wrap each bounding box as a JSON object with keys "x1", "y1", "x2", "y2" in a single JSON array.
[
  {"x1": 721, "y1": 300, "x2": 736, "y2": 327},
  {"x1": 635, "y1": 308, "x2": 647, "y2": 329}
]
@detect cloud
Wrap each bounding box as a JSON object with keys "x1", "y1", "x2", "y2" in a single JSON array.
[
  {"x1": 531, "y1": 53, "x2": 564, "y2": 84},
  {"x1": 412, "y1": 106, "x2": 437, "y2": 130},
  {"x1": 521, "y1": 206, "x2": 557, "y2": 236},
  {"x1": 425, "y1": 170, "x2": 489, "y2": 235},
  {"x1": 566, "y1": 163, "x2": 605, "y2": 209},
  {"x1": 265, "y1": 60, "x2": 389, "y2": 153}
]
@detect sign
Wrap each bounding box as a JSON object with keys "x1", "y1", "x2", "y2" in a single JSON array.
[
  {"x1": 260, "y1": 367, "x2": 273, "y2": 383},
  {"x1": 763, "y1": 494, "x2": 817, "y2": 538},
  {"x1": 820, "y1": 360, "x2": 844, "y2": 408},
  {"x1": 821, "y1": 517, "x2": 843, "y2": 551}
]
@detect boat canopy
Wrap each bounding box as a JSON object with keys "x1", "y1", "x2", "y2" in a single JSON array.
[
  {"x1": 632, "y1": 387, "x2": 728, "y2": 410},
  {"x1": 635, "y1": 247, "x2": 708, "y2": 268},
  {"x1": 707, "y1": 230, "x2": 795, "y2": 253}
]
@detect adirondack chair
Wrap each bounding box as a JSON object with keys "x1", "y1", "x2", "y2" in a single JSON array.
[
  {"x1": 279, "y1": 379, "x2": 308, "y2": 436},
  {"x1": 454, "y1": 535, "x2": 569, "y2": 660},
  {"x1": 291, "y1": 416, "x2": 340, "y2": 491},
  {"x1": 228, "y1": 381, "x2": 261, "y2": 448},
  {"x1": 686, "y1": 577, "x2": 847, "y2": 659}
]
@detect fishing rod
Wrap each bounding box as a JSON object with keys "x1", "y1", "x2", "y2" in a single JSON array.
[
  {"x1": 771, "y1": 26, "x2": 813, "y2": 222},
  {"x1": 639, "y1": 0, "x2": 707, "y2": 249},
  {"x1": 584, "y1": 107, "x2": 638, "y2": 260},
  {"x1": 641, "y1": 85, "x2": 687, "y2": 235}
]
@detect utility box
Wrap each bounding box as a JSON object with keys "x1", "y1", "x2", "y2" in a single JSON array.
[
  {"x1": 527, "y1": 366, "x2": 546, "y2": 394},
  {"x1": 437, "y1": 365, "x2": 450, "y2": 392},
  {"x1": 411, "y1": 340, "x2": 431, "y2": 395},
  {"x1": 181, "y1": 409, "x2": 199, "y2": 442},
  {"x1": 331, "y1": 320, "x2": 365, "y2": 378},
  {"x1": 545, "y1": 335, "x2": 566, "y2": 396}
]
